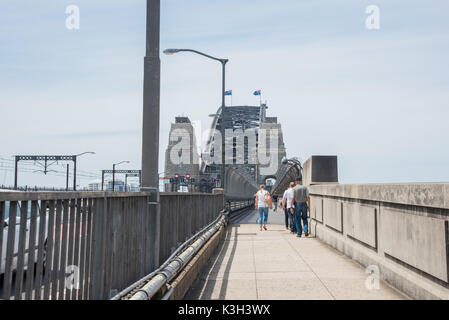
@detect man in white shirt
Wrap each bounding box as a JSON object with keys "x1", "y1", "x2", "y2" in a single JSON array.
[{"x1": 282, "y1": 182, "x2": 296, "y2": 232}]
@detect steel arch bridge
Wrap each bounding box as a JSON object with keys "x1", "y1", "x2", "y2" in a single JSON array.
[{"x1": 199, "y1": 104, "x2": 296, "y2": 198}]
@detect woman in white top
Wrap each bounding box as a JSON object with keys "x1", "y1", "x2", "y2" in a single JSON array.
[{"x1": 255, "y1": 185, "x2": 271, "y2": 231}]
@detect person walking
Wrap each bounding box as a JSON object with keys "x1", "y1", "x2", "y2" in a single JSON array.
[
  {"x1": 272, "y1": 194, "x2": 279, "y2": 212},
  {"x1": 255, "y1": 185, "x2": 271, "y2": 231},
  {"x1": 291, "y1": 177, "x2": 310, "y2": 237},
  {"x1": 281, "y1": 182, "x2": 295, "y2": 231}
]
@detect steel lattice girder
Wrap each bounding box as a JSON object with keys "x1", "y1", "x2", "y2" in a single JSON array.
[
  {"x1": 102, "y1": 170, "x2": 141, "y2": 174},
  {"x1": 15, "y1": 155, "x2": 76, "y2": 161}
]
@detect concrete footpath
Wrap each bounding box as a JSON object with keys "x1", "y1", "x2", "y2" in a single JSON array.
[{"x1": 184, "y1": 209, "x2": 407, "y2": 300}]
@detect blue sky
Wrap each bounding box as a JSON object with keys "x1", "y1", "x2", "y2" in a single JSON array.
[{"x1": 1, "y1": 0, "x2": 449, "y2": 187}]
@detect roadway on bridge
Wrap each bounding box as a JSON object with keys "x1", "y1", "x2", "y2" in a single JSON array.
[{"x1": 185, "y1": 208, "x2": 407, "y2": 300}]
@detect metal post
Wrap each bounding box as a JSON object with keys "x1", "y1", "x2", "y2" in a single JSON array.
[
  {"x1": 141, "y1": 0, "x2": 161, "y2": 190},
  {"x1": 220, "y1": 61, "x2": 227, "y2": 189},
  {"x1": 66, "y1": 164, "x2": 69, "y2": 191},
  {"x1": 14, "y1": 156, "x2": 18, "y2": 190},
  {"x1": 139, "y1": 170, "x2": 142, "y2": 188},
  {"x1": 101, "y1": 171, "x2": 105, "y2": 191},
  {"x1": 73, "y1": 157, "x2": 77, "y2": 191},
  {"x1": 140, "y1": 0, "x2": 161, "y2": 271},
  {"x1": 112, "y1": 164, "x2": 116, "y2": 192},
  {"x1": 44, "y1": 157, "x2": 48, "y2": 174},
  {"x1": 125, "y1": 174, "x2": 128, "y2": 192},
  {"x1": 163, "y1": 50, "x2": 227, "y2": 190}
]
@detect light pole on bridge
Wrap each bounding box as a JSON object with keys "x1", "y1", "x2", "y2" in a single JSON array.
[
  {"x1": 142, "y1": 0, "x2": 161, "y2": 271},
  {"x1": 163, "y1": 48, "x2": 229, "y2": 190},
  {"x1": 141, "y1": 0, "x2": 161, "y2": 191},
  {"x1": 112, "y1": 161, "x2": 130, "y2": 192},
  {"x1": 73, "y1": 151, "x2": 96, "y2": 191}
]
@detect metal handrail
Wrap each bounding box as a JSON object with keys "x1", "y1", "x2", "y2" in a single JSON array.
[
  {"x1": 111, "y1": 209, "x2": 229, "y2": 300},
  {"x1": 128, "y1": 214, "x2": 228, "y2": 300},
  {"x1": 111, "y1": 198, "x2": 252, "y2": 300}
]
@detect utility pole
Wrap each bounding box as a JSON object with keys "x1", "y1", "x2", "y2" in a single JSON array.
[
  {"x1": 14, "y1": 156, "x2": 18, "y2": 190},
  {"x1": 111, "y1": 161, "x2": 130, "y2": 192},
  {"x1": 220, "y1": 61, "x2": 227, "y2": 190},
  {"x1": 141, "y1": 0, "x2": 160, "y2": 189},
  {"x1": 73, "y1": 157, "x2": 77, "y2": 191},
  {"x1": 66, "y1": 164, "x2": 70, "y2": 191},
  {"x1": 164, "y1": 49, "x2": 228, "y2": 190},
  {"x1": 141, "y1": 0, "x2": 161, "y2": 271},
  {"x1": 112, "y1": 163, "x2": 116, "y2": 192}
]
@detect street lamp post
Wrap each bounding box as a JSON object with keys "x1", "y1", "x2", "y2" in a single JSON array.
[
  {"x1": 66, "y1": 164, "x2": 69, "y2": 191},
  {"x1": 73, "y1": 151, "x2": 95, "y2": 191},
  {"x1": 112, "y1": 161, "x2": 130, "y2": 192},
  {"x1": 164, "y1": 48, "x2": 228, "y2": 190},
  {"x1": 141, "y1": 0, "x2": 161, "y2": 273},
  {"x1": 141, "y1": 0, "x2": 160, "y2": 191},
  {"x1": 125, "y1": 174, "x2": 130, "y2": 192}
]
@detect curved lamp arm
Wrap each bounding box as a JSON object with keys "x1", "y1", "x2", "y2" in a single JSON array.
[
  {"x1": 163, "y1": 48, "x2": 228, "y2": 64},
  {"x1": 76, "y1": 151, "x2": 96, "y2": 158},
  {"x1": 114, "y1": 161, "x2": 130, "y2": 167}
]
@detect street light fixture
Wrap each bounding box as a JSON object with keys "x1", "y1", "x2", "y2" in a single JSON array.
[
  {"x1": 164, "y1": 48, "x2": 229, "y2": 190},
  {"x1": 76, "y1": 152, "x2": 96, "y2": 157},
  {"x1": 112, "y1": 161, "x2": 130, "y2": 192},
  {"x1": 163, "y1": 49, "x2": 181, "y2": 55},
  {"x1": 73, "y1": 151, "x2": 96, "y2": 191}
]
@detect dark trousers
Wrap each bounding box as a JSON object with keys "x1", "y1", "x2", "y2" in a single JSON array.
[
  {"x1": 287, "y1": 208, "x2": 296, "y2": 232},
  {"x1": 284, "y1": 209, "x2": 289, "y2": 228},
  {"x1": 294, "y1": 202, "x2": 308, "y2": 236}
]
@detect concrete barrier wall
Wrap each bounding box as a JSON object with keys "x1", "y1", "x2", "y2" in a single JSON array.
[{"x1": 309, "y1": 183, "x2": 449, "y2": 300}]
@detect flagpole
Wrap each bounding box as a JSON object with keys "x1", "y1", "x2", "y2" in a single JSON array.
[
  {"x1": 254, "y1": 90, "x2": 262, "y2": 106},
  {"x1": 225, "y1": 91, "x2": 233, "y2": 106}
]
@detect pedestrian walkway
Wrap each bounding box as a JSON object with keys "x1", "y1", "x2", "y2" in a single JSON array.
[{"x1": 184, "y1": 209, "x2": 407, "y2": 300}]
